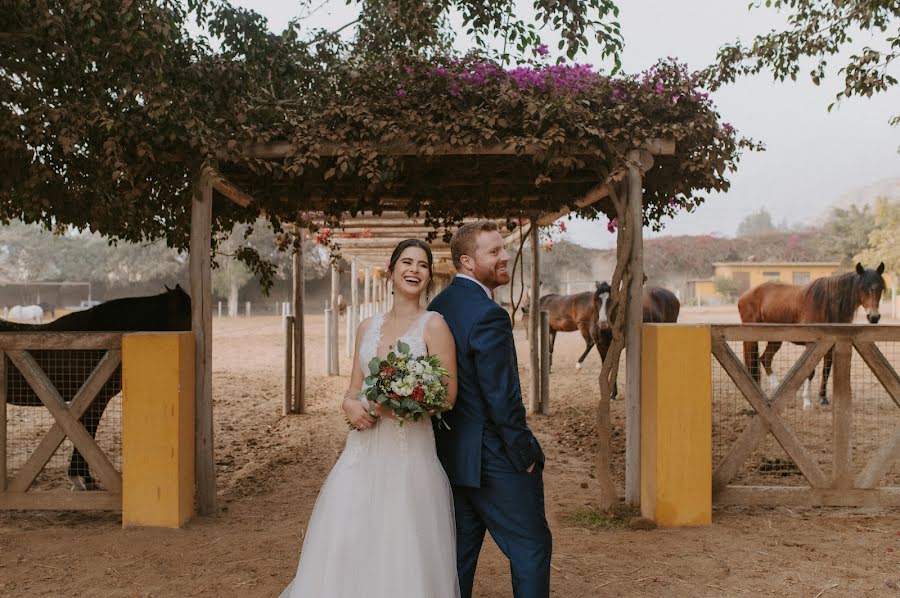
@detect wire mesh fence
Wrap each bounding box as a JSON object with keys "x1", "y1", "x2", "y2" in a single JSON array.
[
  {"x1": 712, "y1": 333, "x2": 900, "y2": 490},
  {"x1": 4, "y1": 349, "x2": 122, "y2": 492}
]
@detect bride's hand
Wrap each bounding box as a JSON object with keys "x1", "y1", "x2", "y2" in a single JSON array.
[{"x1": 342, "y1": 398, "x2": 377, "y2": 431}]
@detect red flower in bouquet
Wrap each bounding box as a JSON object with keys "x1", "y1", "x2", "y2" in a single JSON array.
[{"x1": 412, "y1": 386, "x2": 425, "y2": 402}]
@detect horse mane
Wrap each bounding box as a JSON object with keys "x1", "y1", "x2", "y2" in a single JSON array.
[{"x1": 801, "y1": 272, "x2": 860, "y2": 323}]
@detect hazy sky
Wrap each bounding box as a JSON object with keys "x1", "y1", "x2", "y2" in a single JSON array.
[{"x1": 228, "y1": 0, "x2": 899, "y2": 248}]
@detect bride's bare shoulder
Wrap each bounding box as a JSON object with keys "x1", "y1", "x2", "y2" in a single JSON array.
[{"x1": 424, "y1": 311, "x2": 452, "y2": 338}]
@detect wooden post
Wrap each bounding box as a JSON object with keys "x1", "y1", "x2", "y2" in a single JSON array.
[
  {"x1": 364, "y1": 269, "x2": 372, "y2": 318},
  {"x1": 190, "y1": 174, "x2": 216, "y2": 516},
  {"x1": 330, "y1": 262, "x2": 340, "y2": 376},
  {"x1": 345, "y1": 298, "x2": 352, "y2": 357},
  {"x1": 540, "y1": 310, "x2": 550, "y2": 415},
  {"x1": 529, "y1": 220, "x2": 541, "y2": 413},
  {"x1": 351, "y1": 258, "x2": 359, "y2": 349},
  {"x1": 387, "y1": 280, "x2": 393, "y2": 310},
  {"x1": 1, "y1": 350, "x2": 6, "y2": 492},
  {"x1": 283, "y1": 315, "x2": 293, "y2": 416},
  {"x1": 625, "y1": 150, "x2": 645, "y2": 506},
  {"x1": 832, "y1": 340, "x2": 853, "y2": 488},
  {"x1": 324, "y1": 306, "x2": 333, "y2": 375},
  {"x1": 292, "y1": 243, "x2": 305, "y2": 414},
  {"x1": 375, "y1": 275, "x2": 382, "y2": 313}
]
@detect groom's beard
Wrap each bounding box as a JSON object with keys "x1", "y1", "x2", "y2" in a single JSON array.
[{"x1": 473, "y1": 261, "x2": 510, "y2": 289}]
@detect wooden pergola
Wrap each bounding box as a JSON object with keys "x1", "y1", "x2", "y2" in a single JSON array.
[{"x1": 189, "y1": 139, "x2": 674, "y2": 515}]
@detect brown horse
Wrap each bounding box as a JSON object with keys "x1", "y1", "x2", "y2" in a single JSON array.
[
  {"x1": 737, "y1": 262, "x2": 886, "y2": 409},
  {"x1": 596, "y1": 283, "x2": 681, "y2": 398},
  {"x1": 522, "y1": 282, "x2": 608, "y2": 370}
]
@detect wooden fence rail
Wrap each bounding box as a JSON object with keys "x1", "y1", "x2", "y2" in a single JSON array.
[
  {"x1": 711, "y1": 324, "x2": 900, "y2": 507},
  {"x1": 0, "y1": 332, "x2": 123, "y2": 511}
]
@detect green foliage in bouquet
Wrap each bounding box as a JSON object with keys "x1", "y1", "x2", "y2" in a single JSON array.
[{"x1": 362, "y1": 341, "x2": 453, "y2": 429}]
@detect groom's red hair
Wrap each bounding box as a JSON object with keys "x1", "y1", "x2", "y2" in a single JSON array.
[{"x1": 450, "y1": 221, "x2": 499, "y2": 269}]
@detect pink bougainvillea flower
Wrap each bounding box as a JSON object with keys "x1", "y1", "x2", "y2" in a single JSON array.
[{"x1": 607, "y1": 219, "x2": 617, "y2": 233}]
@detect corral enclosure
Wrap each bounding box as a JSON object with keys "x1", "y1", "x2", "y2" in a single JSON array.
[{"x1": 3, "y1": 306, "x2": 900, "y2": 597}]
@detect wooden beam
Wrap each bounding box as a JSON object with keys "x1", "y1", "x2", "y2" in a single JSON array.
[
  {"x1": 624, "y1": 151, "x2": 643, "y2": 506},
  {"x1": 540, "y1": 310, "x2": 550, "y2": 415},
  {"x1": 7, "y1": 350, "x2": 122, "y2": 493},
  {"x1": 712, "y1": 340, "x2": 832, "y2": 491},
  {"x1": 0, "y1": 333, "x2": 122, "y2": 350},
  {"x1": 831, "y1": 340, "x2": 853, "y2": 488},
  {"x1": 330, "y1": 260, "x2": 340, "y2": 375},
  {"x1": 535, "y1": 183, "x2": 610, "y2": 226},
  {"x1": 243, "y1": 139, "x2": 676, "y2": 159},
  {"x1": 529, "y1": 221, "x2": 541, "y2": 414},
  {"x1": 0, "y1": 350, "x2": 5, "y2": 492},
  {"x1": 293, "y1": 242, "x2": 305, "y2": 413},
  {"x1": 7, "y1": 350, "x2": 123, "y2": 494},
  {"x1": 211, "y1": 176, "x2": 255, "y2": 208},
  {"x1": 711, "y1": 340, "x2": 829, "y2": 489},
  {"x1": 0, "y1": 491, "x2": 122, "y2": 511},
  {"x1": 715, "y1": 485, "x2": 900, "y2": 508},
  {"x1": 283, "y1": 315, "x2": 293, "y2": 416},
  {"x1": 711, "y1": 324, "x2": 900, "y2": 343},
  {"x1": 191, "y1": 173, "x2": 216, "y2": 516},
  {"x1": 350, "y1": 258, "x2": 359, "y2": 353}
]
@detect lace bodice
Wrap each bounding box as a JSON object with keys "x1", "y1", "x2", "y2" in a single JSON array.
[{"x1": 359, "y1": 311, "x2": 435, "y2": 376}]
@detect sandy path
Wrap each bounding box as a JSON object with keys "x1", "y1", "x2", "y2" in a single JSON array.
[{"x1": 2, "y1": 307, "x2": 900, "y2": 597}]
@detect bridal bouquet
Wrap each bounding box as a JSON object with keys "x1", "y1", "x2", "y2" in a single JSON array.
[{"x1": 360, "y1": 341, "x2": 452, "y2": 429}]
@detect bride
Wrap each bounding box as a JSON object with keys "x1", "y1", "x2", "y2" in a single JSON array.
[{"x1": 280, "y1": 239, "x2": 461, "y2": 598}]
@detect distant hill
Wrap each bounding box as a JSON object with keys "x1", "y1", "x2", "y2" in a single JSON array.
[{"x1": 830, "y1": 176, "x2": 900, "y2": 211}]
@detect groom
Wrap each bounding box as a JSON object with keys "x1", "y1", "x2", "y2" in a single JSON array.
[{"x1": 429, "y1": 221, "x2": 551, "y2": 598}]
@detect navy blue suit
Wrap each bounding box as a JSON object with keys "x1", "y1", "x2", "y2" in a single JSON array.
[{"x1": 429, "y1": 276, "x2": 551, "y2": 598}]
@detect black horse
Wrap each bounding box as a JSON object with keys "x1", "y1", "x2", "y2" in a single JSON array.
[{"x1": 1, "y1": 285, "x2": 191, "y2": 490}]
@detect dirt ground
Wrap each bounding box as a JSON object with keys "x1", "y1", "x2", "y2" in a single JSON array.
[{"x1": 3, "y1": 306, "x2": 900, "y2": 597}]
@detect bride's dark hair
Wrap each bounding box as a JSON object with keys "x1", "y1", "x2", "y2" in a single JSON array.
[{"x1": 388, "y1": 239, "x2": 434, "y2": 298}]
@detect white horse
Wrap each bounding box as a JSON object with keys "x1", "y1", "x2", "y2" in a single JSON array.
[{"x1": 8, "y1": 304, "x2": 44, "y2": 323}]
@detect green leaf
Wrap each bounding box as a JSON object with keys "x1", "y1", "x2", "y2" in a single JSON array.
[
  {"x1": 368, "y1": 358, "x2": 381, "y2": 376},
  {"x1": 396, "y1": 340, "x2": 410, "y2": 354}
]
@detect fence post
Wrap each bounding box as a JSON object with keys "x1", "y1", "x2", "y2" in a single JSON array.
[
  {"x1": 641, "y1": 324, "x2": 711, "y2": 526},
  {"x1": 0, "y1": 349, "x2": 6, "y2": 493},
  {"x1": 122, "y1": 332, "x2": 195, "y2": 528},
  {"x1": 324, "y1": 306, "x2": 333, "y2": 375},
  {"x1": 832, "y1": 340, "x2": 853, "y2": 488},
  {"x1": 529, "y1": 221, "x2": 541, "y2": 414},
  {"x1": 283, "y1": 316, "x2": 294, "y2": 416},
  {"x1": 245, "y1": 301, "x2": 250, "y2": 317},
  {"x1": 540, "y1": 310, "x2": 550, "y2": 415}
]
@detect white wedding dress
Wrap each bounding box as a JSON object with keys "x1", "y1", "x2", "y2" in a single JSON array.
[{"x1": 280, "y1": 311, "x2": 461, "y2": 598}]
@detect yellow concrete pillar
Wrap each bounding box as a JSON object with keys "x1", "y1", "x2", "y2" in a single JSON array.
[
  {"x1": 641, "y1": 324, "x2": 712, "y2": 526},
  {"x1": 122, "y1": 332, "x2": 195, "y2": 528}
]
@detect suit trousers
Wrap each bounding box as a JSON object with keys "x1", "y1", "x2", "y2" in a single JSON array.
[{"x1": 453, "y1": 459, "x2": 552, "y2": 598}]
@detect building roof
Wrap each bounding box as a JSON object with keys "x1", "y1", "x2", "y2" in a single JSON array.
[{"x1": 711, "y1": 261, "x2": 842, "y2": 267}]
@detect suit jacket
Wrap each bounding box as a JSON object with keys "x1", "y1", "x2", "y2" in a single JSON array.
[{"x1": 429, "y1": 276, "x2": 544, "y2": 487}]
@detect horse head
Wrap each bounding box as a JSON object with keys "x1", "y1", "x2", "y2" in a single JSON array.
[
  {"x1": 165, "y1": 283, "x2": 192, "y2": 330},
  {"x1": 595, "y1": 281, "x2": 612, "y2": 330},
  {"x1": 855, "y1": 262, "x2": 886, "y2": 324}
]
